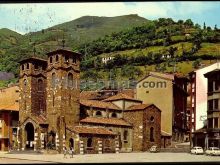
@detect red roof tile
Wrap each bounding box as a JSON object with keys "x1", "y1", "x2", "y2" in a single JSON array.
[
  {"x1": 103, "y1": 93, "x2": 141, "y2": 102},
  {"x1": 80, "y1": 99, "x2": 121, "y2": 110},
  {"x1": 68, "y1": 126, "x2": 116, "y2": 135},
  {"x1": 126, "y1": 104, "x2": 153, "y2": 111},
  {"x1": 80, "y1": 91, "x2": 99, "y2": 100},
  {"x1": 0, "y1": 103, "x2": 19, "y2": 111},
  {"x1": 80, "y1": 117, "x2": 131, "y2": 126}
]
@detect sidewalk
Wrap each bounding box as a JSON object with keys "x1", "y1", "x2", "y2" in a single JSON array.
[{"x1": 0, "y1": 151, "x2": 219, "y2": 163}]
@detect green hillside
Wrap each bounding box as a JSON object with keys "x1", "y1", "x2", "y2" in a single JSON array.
[{"x1": 1, "y1": 15, "x2": 220, "y2": 89}]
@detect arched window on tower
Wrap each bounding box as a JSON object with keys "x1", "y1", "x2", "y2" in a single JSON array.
[
  {"x1": 68, "y1": 73, "x2": 73, "y2": 88},
  {"x1": 52, "y1": 73, "x2": 56, "y2": 88},
  {"x1": 23, "y1": 79, "x2": 27, "y2": 91},
  {"x1": 56, "y1": 55, "x2": 59, "y2": 62},
  {"x1": 150, "y1": 127, "x2": 154, "y2": 142},
  {"x1": 111, "y1": 112, "x2": 117, "y2": 118},
  {"x1": 96, "y1": 111, "x2": 102, "y2": 117},
  {"x1": 50, "y1": 56, "x2": 53, "y2": 63},
  {"x1": 38, "y1": 79, "x2": 43, "y2": 91}
]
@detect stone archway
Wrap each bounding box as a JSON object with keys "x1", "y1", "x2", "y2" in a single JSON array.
[{"x1": 25, "y1": 122, "x2": 34, "y2": 149}]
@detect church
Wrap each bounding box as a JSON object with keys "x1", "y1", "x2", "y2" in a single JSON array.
[{"x1": 18, "y1": 48, "x2": 162, "y2": 154}]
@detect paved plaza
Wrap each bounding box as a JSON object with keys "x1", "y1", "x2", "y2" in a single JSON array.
[{"x1": 0, "y1": 152, "x2": 220, "y2": 163}]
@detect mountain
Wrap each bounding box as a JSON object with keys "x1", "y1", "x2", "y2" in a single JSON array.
[
  {"x1": 26, "y1": 14, "x2": 150, "y2": 50},
  {"x1": 0, "y1": 14, "x2": 150, "y2": 77},
  {"x1": 1, "y1": 15, "x2": 220, "y2": 90}
]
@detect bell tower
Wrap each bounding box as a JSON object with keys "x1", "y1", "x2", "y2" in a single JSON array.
[
  {"x1": 46, "y1": 48, "x2": 81, "y2": 134},
  {"x1": 19, "y1": 57, "x2": 47, "y2": 122}
]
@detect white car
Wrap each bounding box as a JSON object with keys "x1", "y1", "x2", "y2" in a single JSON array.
[
  {"x1": 149, "y1": 145, "x2": 159, "y2": 153},
  {"x1": 205, "y1": 147, "x2": 220, "y2": 156},
  {"x1": 190, "y1": 146, "x2": 204, "y2": 155}
]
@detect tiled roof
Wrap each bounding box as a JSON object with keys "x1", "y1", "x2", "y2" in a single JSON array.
[
  {"x1": 80, "y1": 91, "x2": 99, "y2": 100},
  {"x1": 0, "y1": 85, "x2": 19, "y2": 111},
  {"x1": 80, "y1": 99, "x2": 121, "y2": 110},
  {"x1": 121, "y1": 89, "x2": 135, "y2": 98},
  {"x1": 0, "y1": 103, "x2": 19, "y2": 111},
  {"x1": 80, "y1": 117, "x2": 131, "y2": 126},
  {"x1": 138, "y1": 71, "x2": 188, "y2": 83},
  {"x1": 103, "y1": 93, "x2": 141, "y2": 102},
  {"x1": 126, "y1": 104, "x2": 153, "y2": 111},
  {"x1": 68, "y1": 126, "x2": 116, "y2": 135},
  {"x1": 161, "y1": 131, "x2": 172, "y2": 137},
  {"x1": 19, "y1": 56, "x2": 47, "y2": 63}
]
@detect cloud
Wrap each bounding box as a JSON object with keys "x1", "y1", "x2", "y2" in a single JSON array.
[{"x1": 0, "y1": 2, "x2": 219, "y2": 34}]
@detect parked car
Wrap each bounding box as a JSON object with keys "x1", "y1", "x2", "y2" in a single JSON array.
[
  {"x1": 190, "y1": 146, "x2": 204, "y2": 155},
  {"x1": 205, "y1": 147, "x2": 220, "y2": 156},
  {"x1": 149, "y1": 145, "x2": 159, "y2": 153}
]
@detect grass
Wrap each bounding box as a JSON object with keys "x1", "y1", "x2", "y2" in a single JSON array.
[{"x1": 194, "y1": 43, "x2": 220, "y2": 56}]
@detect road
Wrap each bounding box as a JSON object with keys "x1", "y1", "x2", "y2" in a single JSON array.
[{"x1": 0, "y1": 152, "x2": 219, "y2": 163}]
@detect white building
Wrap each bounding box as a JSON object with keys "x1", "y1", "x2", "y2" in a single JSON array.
[
  {"x1": 102, "y1": 56, "x2": 114, "y2": 64},
  {"x1": 189, "y1": 62, "x2": 220, "y2": 132}
]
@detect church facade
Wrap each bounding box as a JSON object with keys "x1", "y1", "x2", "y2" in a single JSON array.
[{"x1": 18, "y1": 48, "x2": 162, "y2": 154}]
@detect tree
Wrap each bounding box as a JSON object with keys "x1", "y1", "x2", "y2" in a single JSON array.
[
  {"x1": 184, "y1": 19, "x2": 194, "y2": 27},
  {"x1": 168, "y1": 46, "x2": 178, "y2": 58},
  {"x1": 177, "y1": 20, "x2": 184, "y2": 25},
  {"x1": 192, "y1": 58, "x2": 202, "y2": 69},
  {"x1": 195, "y1": 23, "x2": 201, "y2": 29},
  {"x1": 203, "y1": 22, "x2": 206, "y2": 30},
  {"x1": 215, "y1": 24, "x2": 218, "y2": 31}
]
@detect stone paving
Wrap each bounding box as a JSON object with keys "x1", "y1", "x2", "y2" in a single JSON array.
[{"x1": 0, "y1": 152, "x2": 220, "y2": 163}]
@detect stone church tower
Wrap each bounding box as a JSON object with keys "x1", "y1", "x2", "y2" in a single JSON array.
[
  {"x1": 19, "y1": 57, "x2": 47, "y2": 150},
  {"x1": 46, "y1": 49, "x2": 81, "y2": 145},
  {"x1": 18, "y1": 48, "x2": 81, "y2": 152}
]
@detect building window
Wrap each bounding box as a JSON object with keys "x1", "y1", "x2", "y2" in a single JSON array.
[
  {"x1": 68, "y1": 73, "x2": 73, "y2": 88},
  {"x1": 208, "y1": 80, "x2": 213, "y2": 92},
  {"x1": 150, "y1": 116, "x2": 154, "y2": 122},
  {"x1": 208, "y1": 118, "x2": 213, "y2": 128},
  {"x1": 38, "y1": 79, "x2": 43, "y2": 91},
  {"x1": 56, "y1": 55, "x2": 59, "y2": 62},
  {"x1": 52, "y1": 73, "x2": 56, "y2": 88},
  {"x1": 87, "y1": 138, "x2": 92, "y2": 147},
  {"x1": 215, "y1": 80, "x2": 219, "y2": 91},
  {"x1": 208, "y1": 100, "x2": 213, "y2": 111},
  {"x1": 23, "y1": 79, "x2": 27, "y2": 91},
  {"x1": 150, "y1": 127, "x2": 154, "y2": 142},
  {"x1": 123, "y1": 130, "x2": 128, "y2": 142},
  {"x1": 22, "y1": 65, "x2": 24, "y2": 70},
  {"x1": 50, "y1": 56, "x2": 53, "y2": 63},
  {"x1": 65, "y1": 55, "x2": 69, "y2": 62},
  {"x1": 214, "y1": 118, "x2": 219, "y2": 128},
  {"x1": 26, "y1": 63, "x2": 29, "y2": 69},
  {"x1": 96, "y1": 111, "x2": 102, "y2": 117},
  {"x1": 72, "y1": 57, "x2": 76, "y2": 63},
  {"x1": 111, "y1": 112, "x2": 117, "y2": 118},
  {"x1": 34, "y1": 64, "x2": 39, "y2": 69},
  {"x1": 214, "y1": 99, "x2": 218, "y2": 110}
]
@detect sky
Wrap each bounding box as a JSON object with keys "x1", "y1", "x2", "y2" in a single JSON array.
[{"x1": 0, "y1": 1, "x2": 220, "y2": 34}]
